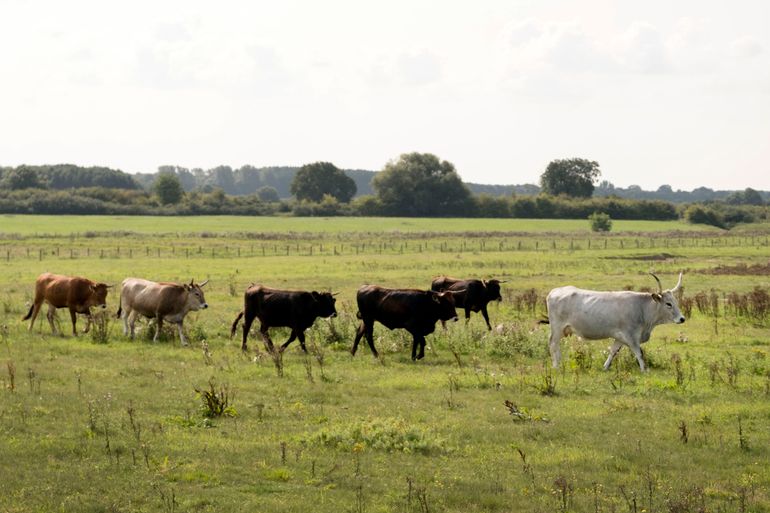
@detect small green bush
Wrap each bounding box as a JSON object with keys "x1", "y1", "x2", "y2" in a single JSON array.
[{"x1": 588, "y1": 211, "x2": 612, "y2": 232}]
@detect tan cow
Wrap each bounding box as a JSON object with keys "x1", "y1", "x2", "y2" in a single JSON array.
[
  {"x1": 23, "y1": 272, "x2": 111, "y2": 335},
  {"x1": 116, "y1": 277, "x2": 209, "y2": 345}
]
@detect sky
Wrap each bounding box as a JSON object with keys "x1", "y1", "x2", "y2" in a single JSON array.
[{"x1": 1, "y1": 0, "x2": 769, "y2": 190}]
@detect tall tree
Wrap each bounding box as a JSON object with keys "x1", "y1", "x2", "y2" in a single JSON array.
[
  {"x1": 154, "y1": 173, "x2": 184, "y2": 205},
  {"x1": 372, "y1": 152, "x2": 473, "y2": 216},
  {"x1": 290, "y1": 162, "x2": 356, "y2": 203},
  {"x1": 2, "y1": 166, "x2": 46, "y2": 189},
  {"x1": 540, "y1": 158, "x2": 601, "y2": 198}
]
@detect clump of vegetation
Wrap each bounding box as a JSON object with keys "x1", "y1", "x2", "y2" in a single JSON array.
[
  {"x1": 302, "y1": 417, "x2": 450, "y2": 454},
  {"x1": 588, "y1": 211, "x2": 612, "y2": 232},
  {"x1": 193, "y1": 379, "x2": 237, "y2": 419}
]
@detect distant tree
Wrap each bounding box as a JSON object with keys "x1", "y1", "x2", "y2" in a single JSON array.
[
  {"x1": 256, "y1": 186, "x2": 280, "y2": 202},
  {"x1": 210, "y1": 166, "x2": 237, "y2": 194},
  {"x1": 153, "y1": 173, "x2": 184, "y2": 205},
  {"x1": 372, "y1": 152, "x2": 474, "y2": 216},
  {"x1": 726, "y1": 187, "x2": 764, "y2": 206},
  {"x1": 291, "y1": 162, "x2": 356, "y2": 203},
  {"x1": 2, "y1": 166, "x2": 46, "y2": 190},
  {"x1": 540, "y1": 158, "x2": 601, "y2": 198}
]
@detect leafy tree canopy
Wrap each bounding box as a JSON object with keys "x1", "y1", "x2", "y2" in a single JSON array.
[
  {"x1": 372, "y1": 152, "x2": 473, "y2": 216},
  {"x1": 540, "y1": 158, "x2": 601, "y2": 198},
  {"x1": 2, "y1": 166, "x2": 47, "y2": 190},
  {"x1": 154, "y1": 173, "x2": 184, "y2": 205},
  {"x1": 290, "y1": 162, "x2": 356, "y2": 203}
]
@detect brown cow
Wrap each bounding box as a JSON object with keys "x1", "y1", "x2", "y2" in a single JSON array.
[
  {"x1": 116, "y1": 277, "x2": 209, "y2": 345},
  {"x1": 22, "y1": 272, "x2": 111, "y2": 335}
]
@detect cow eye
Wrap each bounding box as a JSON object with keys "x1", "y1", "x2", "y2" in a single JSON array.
[{"x1": 666, "y1": 302, "x2": 672, "y2": 308}]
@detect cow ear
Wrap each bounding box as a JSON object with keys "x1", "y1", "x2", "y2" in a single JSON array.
[
  {"x1": 651, "y1": 293, "x2": 662, "y2": 302},
  {"x1": 311, "y1": 291, "x2": 321, "y2": 299}
]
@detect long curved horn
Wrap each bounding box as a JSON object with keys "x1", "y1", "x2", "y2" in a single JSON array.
[
  {"x1": 649, "y1": 273, "x2": 663, "y2": 294},
  {"x1": 672, "y1": 272, "x2": 683, "y2": 292},
  {"x1": 199, "y1": 279, "x2": 209, "y2": 287}
]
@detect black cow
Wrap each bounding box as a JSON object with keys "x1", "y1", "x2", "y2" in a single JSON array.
[
  {"x1": 431, "y1": 276, "x2": 504, "y2": 330},
  {"x1": 352, "y1": 285, "x2": 460, "y2": 360},
  {"x1": 230, "y1": 285, "x2": 337, "y2": 353}
]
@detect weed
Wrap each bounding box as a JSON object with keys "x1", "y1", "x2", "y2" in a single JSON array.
[
  {"x1": 678, "y1": 420, "x2": 688, "y2": 443},
  {"x1": 553, "y1": 475, "x2": 573, "y2": 513},
  {"x1": 6, "y1": 360, "x2": 15, "y2": 392},
  {"x1": 193, "y1": 378, "x2": 237, "y2": 419},
  {"x1": 89, "y1": 310, "x2": 111, "y2": 344},
  {"x1": 671, "y1": 353, "x2": 685, "y2": 387},
  {"x1": 738, "y1": 416, "x2": 749, "y2": 451},
  {"x1": 532, "y1": 363, "x2": 557, "y2": 396}
]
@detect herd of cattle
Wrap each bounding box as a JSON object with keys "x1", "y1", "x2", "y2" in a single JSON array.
[{"x1": 21, "y1": 271, "x2": 687, "y2": 370}]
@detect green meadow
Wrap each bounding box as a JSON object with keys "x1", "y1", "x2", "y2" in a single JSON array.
[{"x1": 0, "y1": 215, "x2": 769, "y2": 512}]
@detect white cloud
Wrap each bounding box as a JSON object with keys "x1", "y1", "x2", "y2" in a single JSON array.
[
  {"x1": 730, "y1": 35, "x2": 764, "y2": 58},
  {"x1": 614, "y1": 22, "x2": 669, "y2": 73}
]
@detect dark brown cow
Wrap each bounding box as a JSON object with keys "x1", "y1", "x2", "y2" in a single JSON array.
[
  {"x1": 352, "y1": 285, "x2": 459, "y2": 360},
  {"x1": 23, "y1": 272, "x2": 111, "y2": 335},
  {"x1": 431, "y1": 276, "x2": 504, "y2": 330},
  {"x1": 230, "y1": 285, "x2": 338, "y2": 353}
]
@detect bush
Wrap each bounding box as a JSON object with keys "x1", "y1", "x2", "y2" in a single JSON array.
[{"x1": 588, "y1": 211, "x2": 612, "y2": 232}]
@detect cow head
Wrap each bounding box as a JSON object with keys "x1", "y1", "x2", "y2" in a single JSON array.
[
  {"x1": 184, "y1": 279, "x2": 209, "y2": 311},
  {"x1": 430, "y1": 290, "x2": 459, "y2": 322},
  {"x1": 89, "y1": 282, "x2": 111, "y2": 310},
  {"x1": 483, "y1": 279, "x2": 504, "y2": 302},
  {"x1": 311, "y1": 291, "x2": 338, "y2": 318},
  {"x1": 650, "y1": 272, "x2": 685, "y2": 324}
]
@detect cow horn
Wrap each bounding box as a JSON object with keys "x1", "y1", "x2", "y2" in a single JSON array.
[
  {"x1": 199, "y1": 279, "x2": 209, "y2": 288},
  {"x1": 649, "y1": 273, "x2": 663, "y2": 294},
  {"x1": 331, "y1": 292, "x2": 340, "y2": 296},
  {"x1": 672, "y1": 272, "x2": 683, "y2": 292}
]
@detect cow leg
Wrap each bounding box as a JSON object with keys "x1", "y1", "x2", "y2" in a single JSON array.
[
  {"x1": 296, "y1": 331, "x2": 309, "y2": 353},
  {"x1": 83, "y1": 312, "x2": 93, "y2": 334},
  {"x1": 411, "y1": 334, "x2": 427, "y2": 361},
  {"x1": 481, "y1": 305, "x2": 492, "y2": 331},
  {"x1": 176, "y1": 322, "x2": 188, "y2": 346},
  {"x1": 352, "y1": 322, "x2": 365, "y2": 355},
  {"x1": 153, "y1": 316, "x2": 163, "y2": 343},
  {"x1": 69, "y1": 307, "x2": 78, "y2": 336},
  {"x1": 26, "y1": 301, "x2": 43, "y2": 332},
  {"x1": 259, "y1": 325, "x2": 276, "y2": 353},
  {"x1": 127, "y1": 311, "x2": 137, "y2": 339},
  {"x1": 280, "y1": 330, "x2": 298, "y2": 353},
  {"x1": 627, "y1": 340, "x2": 646, "y2": 372},
  {"x1": 603, "y1": 341, "x2": 624, "y2": 370},
  {"x1": 363, "y1": 322, "x2": 378, "y2": 358},
  {"x1": 548, "y1": 325, "x2": 563, "y2": 368},
  {"x1": 46, "y1": 305, "x2": 58, "y2": 334},
  {"x1": 241, "y1": 312, "x2": 256, "y2": 352},
  {"x1": 464, "y1": 307, "x2": 471, "y2": 324}
]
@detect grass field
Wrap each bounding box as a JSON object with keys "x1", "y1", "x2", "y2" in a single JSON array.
[{"x1": 1, "y1": 216, "x2": 769, "y2": 512}]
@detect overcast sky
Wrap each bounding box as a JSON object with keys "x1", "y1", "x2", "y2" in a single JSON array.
[{"x1": 2, "y1": 0, "x2": 768, "y2": 190}]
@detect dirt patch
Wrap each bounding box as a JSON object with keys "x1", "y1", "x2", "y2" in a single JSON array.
[
  {"x1": 702, "y1": 262, "x2": 770, "y2": 276},
  {"x1": 604, "y1": 253, "x2": 681, "y2": 261}
]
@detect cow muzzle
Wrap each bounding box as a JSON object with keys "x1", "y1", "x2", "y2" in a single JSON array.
[
  {"x1": 330, "y1": 312, "x2": 338, "y2": 318},
  {"x1": 676, "y1": 316, "x2": 685, "y2": 324},
  {"x1": 98, "y1": 304, "x2": 107, "y2": 309},
  {"x1": 451, "y1": 316, "x2": 459, "y2": 322},
  {"x1": 201, "y1": 303, "x2": 209, "y2": 309}
]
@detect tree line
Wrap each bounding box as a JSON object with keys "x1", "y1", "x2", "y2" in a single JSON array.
[{"x1": 1, "y1": 155, "x2": 767, "y2": 228}]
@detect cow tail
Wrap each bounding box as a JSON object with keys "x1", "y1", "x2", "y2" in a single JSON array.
[
  {"x1": 115, "y1": 296, "x2": 122, "y2": 319},
  {"x1": 537, "y1": 318, "x2": 550, "y2": 325},
  {"x1": 22, "y1": 304, "x2": 34, "y2": 321},
  {"x1": 356, "y1": 310, "x2": 362, "y2": 320},
  {"x1": 230, "y1": 311, "x2": 244, "y2": 339}
]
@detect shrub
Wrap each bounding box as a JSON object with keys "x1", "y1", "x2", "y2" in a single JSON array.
[{"x1": 588, "y1": 211, "x2": 612, "y2": 232}]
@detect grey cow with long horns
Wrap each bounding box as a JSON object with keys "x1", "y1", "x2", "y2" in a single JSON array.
[{"x1": 541, "y1": 272, "x2": 685, "y2": 371}]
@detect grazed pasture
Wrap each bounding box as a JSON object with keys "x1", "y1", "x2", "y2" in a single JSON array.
[{"x1": 0, "y1": 215, "x2": 769, "y2": 512}]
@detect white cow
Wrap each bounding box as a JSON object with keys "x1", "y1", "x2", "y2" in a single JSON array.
[
  {"x1": 544, "y1": 273, "x2": 685, "y2": 371},
  {"x1": 116, "y1": 278, "x2": 209, "y2": 345}
]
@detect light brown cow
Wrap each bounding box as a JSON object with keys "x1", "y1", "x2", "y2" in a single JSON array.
[
  {"x1": 23, "y1": 272, "x2": 111, "y2": 335},
  {"x1": 116, "y1": 277, "x2": 209, "y2": 345}
]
